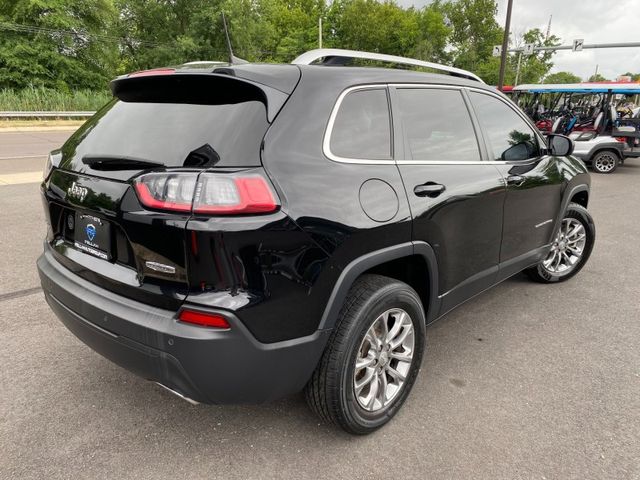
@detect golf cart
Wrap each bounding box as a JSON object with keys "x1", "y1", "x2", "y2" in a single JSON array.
[{"x1": 513, "y1": 83, "x2": 640, "y2": 173}]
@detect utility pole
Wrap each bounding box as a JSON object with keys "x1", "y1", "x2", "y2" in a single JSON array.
[
  {"x1": 514, "y1": 51, "x2": 522, "y2": 86},
  {"x1": 545, "y1": 15, "x2": 552, "y2": 41},
  {"x1": 318, "y1": 17, "x2": 323, "y2": 49},
  {"x1": 498, "y1": 0, "x2": 514, "y2": 90}
]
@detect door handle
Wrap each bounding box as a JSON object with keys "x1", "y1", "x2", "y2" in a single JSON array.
[
  {"x1": 506, "y1": 175, "x2": 525, "y2": 186},
  {"x1": 414, "y1": 182, "x2": 446, "y2": 198}
]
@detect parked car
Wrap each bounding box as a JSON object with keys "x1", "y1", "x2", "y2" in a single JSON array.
[{"x1": 38, "y1": 49, "x2": 595, "y2": 434}]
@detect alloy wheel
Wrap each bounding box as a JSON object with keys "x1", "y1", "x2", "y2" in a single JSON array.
[
  {"x1": 542, "y1": 218, "x2": 587, "y2": 274},
  {"x1": 353, "y1": 308, "x2": 415, "y2": 413},
  {"x1": 594, "y1": 153, "x2": 617, "y2": 173}
]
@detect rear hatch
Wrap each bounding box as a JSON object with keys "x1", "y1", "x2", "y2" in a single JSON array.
[{"x1": 42, "y1": 69, "x2": 298, "y2": 309}]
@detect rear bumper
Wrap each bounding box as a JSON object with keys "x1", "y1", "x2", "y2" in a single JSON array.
[{"x1": 37, "y1": 245, "x2": 330, "y2": 404}]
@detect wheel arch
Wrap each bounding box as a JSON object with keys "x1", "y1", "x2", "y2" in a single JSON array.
[
  {"x1": 317, "y1": 242, "x2": 440, "y2": 331},
  {"x1": 589, "y1": 145, "x2": 623, "y2": 162},
  {"x1": 570, "y1": 189, "x2": 589, "y2": 208},
  {"x1": 551, "y1": 183, "x2": 590, "y2": 241}
]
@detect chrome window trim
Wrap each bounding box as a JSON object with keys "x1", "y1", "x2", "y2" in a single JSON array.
[{"x1": 323, "y1": 83, "x2": 546, "y2": 166}]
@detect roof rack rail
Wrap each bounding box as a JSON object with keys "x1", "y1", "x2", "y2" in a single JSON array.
[{"x1": 292, "y1": 49, "x2": 484, "y2": 83}]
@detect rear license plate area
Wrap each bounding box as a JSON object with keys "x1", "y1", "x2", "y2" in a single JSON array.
[{"x1": 73, "y1": 213, "x2": 111, "y2": 260}]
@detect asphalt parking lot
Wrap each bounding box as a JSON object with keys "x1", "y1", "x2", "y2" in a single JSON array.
[{"x1": 0, "y1": 129, "x2": 638, "y2": 480}]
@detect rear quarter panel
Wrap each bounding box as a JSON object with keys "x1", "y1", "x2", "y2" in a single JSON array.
[{"x1": 259, "y1": 70, "x2": 413, "y2": 339}]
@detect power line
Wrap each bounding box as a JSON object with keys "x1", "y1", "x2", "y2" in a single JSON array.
[
  {"x1": 0, "y1": 21, "x2": 306, "y2": 58},
  {"x1": 0, "y1": 21, "x2": 173, "y2": 48}
]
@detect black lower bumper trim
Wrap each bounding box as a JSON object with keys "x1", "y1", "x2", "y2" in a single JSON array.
[{"x1": 37, "y1": 245, "x2": 331, "y2": 404}]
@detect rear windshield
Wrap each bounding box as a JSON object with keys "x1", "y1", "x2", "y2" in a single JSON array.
[{"x1": 63, "y1": 98, "x2": 268, "y2": 168}]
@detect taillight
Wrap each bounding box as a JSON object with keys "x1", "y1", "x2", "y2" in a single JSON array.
[
  {"x1": 615, "y1": 137, "x2": 628, "y2": 143},
  {"x1": 178, "y1": 309, "x2": 230, "y2": 329},
  {"x1": 133, "y1": 172, "x2": 278, "y2": 215},
  {"x1": 134, "y1": 173, "x2": 196, "y2": 212},
  {"x1": 194, "y1": 175, "x2": 277, "y2": 214},
  {"x1": 43, "y1": 151, "x2": 62, "y2": 181}
]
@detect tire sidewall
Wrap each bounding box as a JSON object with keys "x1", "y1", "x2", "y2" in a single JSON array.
[{"x1": 337, "y1": 286, "x2": 426, "y2": 433}]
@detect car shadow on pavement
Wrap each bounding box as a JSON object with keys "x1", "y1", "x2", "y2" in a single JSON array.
[{"x1": 62, "y1": 274, "x2": 531, "y2": 443}]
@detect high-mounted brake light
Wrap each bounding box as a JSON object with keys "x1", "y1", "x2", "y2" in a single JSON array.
[
  {"x1": 133, "y1": 172, "x2": 279, "y2": 215},
  {"x1": 128, "y1": 68, "x2": 176, "y2": 78},
  {"x1": 178, "y1": 310, "x2": 230, "y2": 329}
]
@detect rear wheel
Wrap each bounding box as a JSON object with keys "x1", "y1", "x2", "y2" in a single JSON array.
[
  {"x1": 526, "y1": 203, "x2": 595, "y2": 283},
  {"x1": 305, "y1": 274, "x2": 425, "y2": 435},
  {"x1": 591, "y1": 150, "x2": 619, "y2": 174}
]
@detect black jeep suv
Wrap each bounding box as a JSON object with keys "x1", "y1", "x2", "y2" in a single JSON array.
[{"x1": 37, "y1": 49, "x2": 595, "y2": 434}]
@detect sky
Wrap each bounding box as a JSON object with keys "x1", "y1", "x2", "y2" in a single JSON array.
[{"x1": 398, "y1": 0, "x2": 640, "y2": 80}]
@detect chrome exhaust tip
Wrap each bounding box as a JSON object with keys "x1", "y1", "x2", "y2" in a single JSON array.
[{"x1": 155, "y1": 382, "x2": 200, "y2": 405}]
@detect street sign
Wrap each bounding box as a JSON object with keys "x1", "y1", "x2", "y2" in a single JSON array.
[
  {"x1": 492, "y1": 45, "x2": 502, "y2": 57},
  {"x1": 523, "y1": 43, "x2": 535, "y2": 55},
  {"x1": 573, "y1": 39, "x2": 584, "y2": 52}
]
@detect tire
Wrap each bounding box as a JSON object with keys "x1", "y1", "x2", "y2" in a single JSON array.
[
  {"x1": 526, "y1": 202, "x2": 595, "y2": 283},
  {"x1": 591, "y1": 150, "x2": 619, "y2": 174},
  {"x1": 305, "y1": 274, "x2": 426, "y2": 435}
]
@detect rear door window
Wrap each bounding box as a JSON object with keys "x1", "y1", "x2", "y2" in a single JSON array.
[
  {"x1": 329, "y1": 88, "x2": 392, "y2": 160},
  {"x1": 395, "y1": 88, "x2": 481, "y2": 162}
]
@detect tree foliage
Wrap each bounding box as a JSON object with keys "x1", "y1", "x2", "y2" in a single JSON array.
[
  {"x1": 439, "y1": 0, "x2": 503, "y2": 75},
  {"x1": 0, "y1": 0, "x2": 591, "y2": 92},
  {"x1": 0, "y1": 0, "x2": 118, "y2": 90},
  {"x1": 588, "y1": 73, "x2": 609, "y2": 82},
  {"x1": 544, "y1": 71, "x2": 582, "y2": 84},
  {"x1": 508, "y1": 28, "x2": 560, "y2": 85}
]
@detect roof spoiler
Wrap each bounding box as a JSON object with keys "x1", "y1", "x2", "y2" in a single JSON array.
[
  {"x1": 292, "y1": 49, "x2": 484, "y2": 83},
  {"x1": 110, "y1": 73, "x2": 288, "y2": 122}
]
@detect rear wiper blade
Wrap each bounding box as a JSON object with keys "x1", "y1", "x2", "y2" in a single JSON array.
[{"x1": 82, "y1": 156, "x2": 163, "y2": 171}]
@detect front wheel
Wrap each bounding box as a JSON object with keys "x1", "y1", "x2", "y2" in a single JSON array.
[
  {"x1": 526, "y1": 202, "x2": 595, "y2": 283},
  {"x1": 305, "y1": 274, "x2": 426, "y2": 435},
  {"x1": 591, "y1": 150, "x2": 619, "y2": 174}
]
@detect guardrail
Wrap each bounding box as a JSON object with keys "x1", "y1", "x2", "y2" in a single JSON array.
[{"x1": 0, "y1": 111, "x2": 95, "y2": 118}]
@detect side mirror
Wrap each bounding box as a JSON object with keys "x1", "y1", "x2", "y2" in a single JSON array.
[
  {"x1": 501, "y1": 142, "x2": 535, "y2": 161},
  {"x1": 547, "y1": 134, "x2": 574, "y2": 156}
]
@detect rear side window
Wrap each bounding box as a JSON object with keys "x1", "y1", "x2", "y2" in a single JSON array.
[
  {"x1": 396, "y1": 88, "x2": 481, "y2": 162},
  {"x1": 329, "y1": 88, "x2": 392, "y2": 160},
  {"x1": 469, "y1": 92, "x2": 540, "y2": 161}
]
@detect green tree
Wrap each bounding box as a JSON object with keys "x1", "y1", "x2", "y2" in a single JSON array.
[
  {"x1": 440, "y1": 0, "x2": 503, "y2": 79},
  {"x1": 115, "y1": 0, "x2": 323, "y2": 68},
  {"x1": 115, "y1": 0, "x2": 209, "y2": 72},
  {"x1": 412, "y1": 2, "x2": 452, "y2": 63},
  {"x1": 251, "y1": 0, "x2": 324, "y2": 61},
  {"x1": 621, "y1": 72, "x2": 640, "y2": 81},
  {"x1": 438, "y1": 1, "x2": 559, "y2": 85},
  {"x1": 588, "y1": 73, "x2": 608, "y2": 82},
  {"x1": 0, "y1": 0, "x2": 118, "y2": 90},
  {"x1": 510, "y1": 28, "x2": 559, "y2": 84},
  {"x1": 325, "y1": 0, "x2": 420, "y2": 57},
  {"x1": 544, "y1": 71, "x2": 582, "y2": 84}
]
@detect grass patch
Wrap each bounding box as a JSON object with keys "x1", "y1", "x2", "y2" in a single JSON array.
[{"x1": 0, "y1": 87, "x2": 111, "y2": 111}]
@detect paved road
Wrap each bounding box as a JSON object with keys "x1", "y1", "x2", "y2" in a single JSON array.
[{"x1": 1, "y1": 130, "x2": 639, "y2": 479}]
